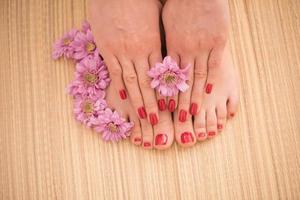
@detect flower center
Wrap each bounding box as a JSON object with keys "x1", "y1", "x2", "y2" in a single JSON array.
[
  {"x1": 63, "y1": 38, "x2": 71, "y2": 45},
  {"x1": 85, "y1": 42, "x2": 96, "y2": 53},
  {"x1": 84, "y1": 72, "x2": 98, "y2": 84},
  {"x1": 107, "y1": 123, "x2": 119, "y2": 133},
  {"x1": 82, "y1": 101, "x2": 94, "y2": 114},
  {"x1": 163, "y1": 72, "x2": 176, "y2": 84}
]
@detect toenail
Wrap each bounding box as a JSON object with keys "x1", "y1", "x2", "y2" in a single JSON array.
[
  {"x1": 158, "y1": 99, "x2": 166, "y2": 111},
  {"x1": 208, "y1": 131, "x2": 216, "y2": 136},
  {"x1": 181, "y1": 132, "x2": 194, "y2": 144},
  {"x1": 119, "y1": 89, "x2": 127, "y2": 100},
  {"x1": 190, "y1": 103, "x2": 198, "y2": 115},
  {"x1": 134, "y1": 137, "x2": 141, "y2": 142},
  {"x1": 149, "y1": 113, "x2": 158, "y2": 126},
  {"x1": 205, "y1": 83, "x2": 213, "y2": 94},
  {"x1": 155, "y1": 134, "x2": 168, "y2": 145},
  {"x1": 138, "y1": 107, "x2": 147, "y2": 119},
  {"x1": 168, "y1": 99, "x2": 175, "y2": 112},
  {"x1": 198, "y1": 132, "x2": 206, "y2": 138},
  {"x1": 179, "y1": 109, "x2": 187, "y2": 122},
  {"x1": 230, "y1": 113, "x2": 235, "y2": 117},
  {"x1": 143, "y1": 142, "x2": 151, "y2": 147},
  {"x1": 217, "y1": 124, "x2": 223, "y2": 130}
]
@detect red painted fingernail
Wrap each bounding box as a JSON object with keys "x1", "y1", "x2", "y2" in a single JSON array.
[
  {"x1": 119, "y1": 89, "x2": 127, "y2": 100},
  {"x1": 155, "y1": 134, "x2": 168, "y2": 145},
  {"x1": 190, "y1": 103, "x2": 198, "y2": 115},
  {"x1": 198, "y1": 132, "x2": 206, "y2": 138},
  {"x1": 179, "y1": 109, "x2": 187, "y2": 122},
  {"x1": 138, "y1": 107, "x2": 147, "y2": 119},
  {"x1": 149, "y1": 113, "x2": 158, "y2": 126},
  {"x1": 134, "y1": 138, "x2": 141, "y2": 142},
  {"x1": 230, "y1": 113, "x2": 235, "y2": 117},
  {"x1": 206, "y1": 83, "x2": 213, "y2": 94},
  {"x1": 168, "y1": 99, "x2": 176, "y2": 112},
  {"x1": 208, "y1": 131, "x2": 216, "y2": 136},
  {"x1": 217, "y1": 124, "x2": 223, "y2": 129},
  {"x1": 158, "y1": 99, "x2": 166, "y2": 111},
  {"x1": 143, "y1": 142, "x2": 151, "y2": 147},
  {"x1": 181, "y1": 132, "x2": 194, "y2": 143}
]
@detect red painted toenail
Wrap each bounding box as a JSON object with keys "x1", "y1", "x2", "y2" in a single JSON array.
[
  {"x1": 206, "y1": 83, "x2": 213, "y2": 94},
  {"x1": 119, "y1": 89, "x2": 127, "y2": 100},
  {"x1": 134, "y1": 138, "x2": 141, "y2": 142},
  {"x1": 217, "y1": 124, "x2": 223, "y2": 129},
  {"x1": 158, "y1": 99, "x2": 166, "y2": 111},
  {"x1": 143, "y1": 142, "x2": 151, "y2": 147},
  {"x1": 155, "y1": 134, "x2": 168, "y2": 145},
  {"x1": 181, "y1": 132, "x2": 194, "y2": 143},
  {"x1": 208, "y1": 131, "x2": 216, "y2": 136},
  {"x1": 179, "y1": 109, "x2": 187, "y2": 122},
  {"x1": 149, "y1": 113, "x2": 158, "y2": 126},
  {"x1": 230, "y1": 113, "x2": 235, "y2": 117},
  {"x1": 138, "y1": 107, "x2": 147, "y2": 119},
  {"x1": 190, "y1": 103, "x2": 198, "y2": 115},
  {"x1": 168, "y1": 99, "x2": 175, "y2": 112},
  {"x1": 198, "y1": 132, "x2": 206, "y2": 138}
]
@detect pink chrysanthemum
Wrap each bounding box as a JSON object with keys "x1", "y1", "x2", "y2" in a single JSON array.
[
  {"x1": 52, "y1": 29, "x2": 78, "y2": 60},
  {"x1": 67, "y1": 52, "x2": 110, "y2": 98},
  {"x1": 93, "y1": 108, "x2": 134, "y2": 142},
  {"x1": 148, "y1": 56, "x2": 190, "y2": 96},
  {"x1": 74, "y1": 96, "x2": 107, "y2": 127},
  {"x1": 72, "y1": 30, "x2": 97, "y2": 60},
  {"x1": 81, "y1": 20, "x2": 91, "y2": 33}
]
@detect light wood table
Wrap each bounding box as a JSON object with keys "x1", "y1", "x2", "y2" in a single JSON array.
[{"x1": 0, "y1": 0, "x2": 299, "y2": 199}]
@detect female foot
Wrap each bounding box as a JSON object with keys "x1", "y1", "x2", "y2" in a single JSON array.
[
  {"x1": 89, "y1": 0, "x2": 163, "y2": 126},
  {"x1": 105, "y1": 82, "x2": 174, "y2": 150}
]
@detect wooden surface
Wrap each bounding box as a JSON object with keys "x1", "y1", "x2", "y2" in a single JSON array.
[{"x1": 1, "y1": 0, "x2": 300, "y2": 199}]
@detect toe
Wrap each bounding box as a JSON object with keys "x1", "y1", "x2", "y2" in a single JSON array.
[
  {"x1": 227, "y1": 94, "x2": 239, "y2": 119},
  {"x1": 206, "y1": 108, "x2": 218, "y2": 139},
  {"x1": 216, "y1": 102, "x2": 227, "y2": 133},
  {"x1": 153, "y1": 111, "x2": 174, "y2": 150},
  {"x1": 194, "y1": 109, "x2": 207, "y2": 142},
  {"x1": 140, "y1": 119, "x2": 154, "y2": 149},
  {"x1": 174, "y1": 110, "x2": 196, "y2": 147},
  {"x1": 129, "y1": 115, "x2": 142, "y2": 146}
]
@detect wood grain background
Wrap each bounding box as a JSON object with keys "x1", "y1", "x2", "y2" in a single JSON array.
[{"x1": 0, "y1": 0, "x2": 300, "y2": 199}]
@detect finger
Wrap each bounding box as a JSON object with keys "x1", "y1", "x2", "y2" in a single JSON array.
[
  {"x1": 119, "y1": 57, "x2": 147, "y2": 120},
  {"x1": 167, "y1": 51, "x2": 180, "y2": 112},
  {"x1": 134, "y1": 58, "x2": 159, "y2": 126},
  {"x1": 149, "y1": 51, "x2": 167, "y2": 111},
  {"x1": 208, "y1": 44, "x2": 225, "y2": 70},
  {"x1": 177, "y1": 55, "x2": 194, "y2": 123},
  {"x1": 190, "y1": 51, "x2": 209, "y2": 116}
]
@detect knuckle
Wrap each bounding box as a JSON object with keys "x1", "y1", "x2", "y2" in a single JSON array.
[
  {"x1": 109, "y1": 66, "x2": 122, "y2": 76},
  {"x1": 194, "y1": 68, "x2": 208, "y2": 79},
  {"x1": 123, "y1": 72, "x2": 138, "y2": 84},
  {"x1": 139, "y1": 76, "x2": 152, "y2": 88},
  {"x1": 209, "y1": 57, "x2": 221, "y2": 69}
]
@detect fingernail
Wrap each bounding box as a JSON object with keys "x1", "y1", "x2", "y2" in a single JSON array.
[
  {"x1": 198, "y1": 132, "x2": 206, "y2": 138},
  {"x1": 138, "y1": 107, "x2": 147, "y2": 119},
  {"x1": 168, "y1": 99, "x2": 175, "y2": 112},
  {"x1": 158, "y1": 99, "x2": 166, "y2": 111},
  {"x1": 155, "y1": 134, "x2": 168, "y2": 145},
  {"x1": 217, "y1": 124, "x2": 223, "y2": 130},
  {"x1": 149, "y1": 113, "x2": 158, "y2": 126},
  {"x1": 179, "y1": 109, "x2": 187, "y2": 122},
  {"x1": 119, "y1": 89, "x2": 127, "y2": 100},
  {"x1": 190, "y1": 103, "x2": 198, "y2": 115},
  {"x1": 181, "y1": 132, "x2": 194, "y2": 144},
  {"x1": 206, "y1": 83, "x2": 213, "y2": 94},
  {"x1": 134, "y1": 137, "x2": 141, "y2": 142},
  {"x1": 143, "y1": 142, "x2": 151, "y2": 147},
  {"x1": 208, "y1": 131, "x2": 216, "y2": 136}
]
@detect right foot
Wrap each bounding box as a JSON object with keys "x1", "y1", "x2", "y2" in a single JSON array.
[{"x1": 105, "y1": 82, "x2": 174, "y2": 150}]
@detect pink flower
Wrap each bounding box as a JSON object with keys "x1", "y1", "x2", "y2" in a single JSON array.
[
  {"x1": 52, "y1": 29, "x2": 78, "y2": 60},
  {"x1": 74, "y1": 96, "x2": 107, "y2": 127},
  {"x1": 81, "y1": 20, "x2": 91, "y2": 33},
  {"x1": 67, "y1": 52, "x2": 110, "y2": 98},
  {"x1": 93, "y1": 108, "x2": 134, "y2": 142},
  {"x1": 148, "y1": 56, "x2": 190, "y2": 97},
  {"x1": 72, "y1": 30, "x2": 97, "y2": 60}
]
